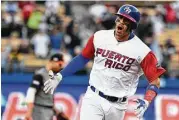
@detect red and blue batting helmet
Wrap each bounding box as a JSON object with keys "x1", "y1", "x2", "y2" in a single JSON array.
[{"x1": 115, "y1": 4, "x2": 140, "y2": 29}]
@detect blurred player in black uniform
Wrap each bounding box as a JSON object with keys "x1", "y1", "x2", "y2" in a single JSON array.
[{"x1": 25, "y1": 53, "x2": 69, "y2": 120}]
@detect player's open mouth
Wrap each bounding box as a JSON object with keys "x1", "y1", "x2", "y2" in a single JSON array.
[
  {"x1": 116, "y1": 25, "x2": 124, "y2": 34},
  {"x1": 118, "y1": 26, "x2": 123, "y2": 30},
  {"x1": 117, "y1": 24, "x2": 125, "y2": 32}
]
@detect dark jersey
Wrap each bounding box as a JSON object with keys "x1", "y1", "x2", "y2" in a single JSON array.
[{"x1": 30, "y1": 68, "x2": 53, "y2": 107}]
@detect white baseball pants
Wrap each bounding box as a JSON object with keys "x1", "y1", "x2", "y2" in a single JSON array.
[{"x1": 80, "y1": 86, "x2": 128, "y2": 120}]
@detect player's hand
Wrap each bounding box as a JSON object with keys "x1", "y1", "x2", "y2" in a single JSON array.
[
  {"x1": 43, "y1": 70, "x2": 62, "y2": 94},
  {"x1": 24, "y1": 111, "x2": 32, "y2": 120},
  {"x1": 134, "y1": 99, "x2": 149, "y2": 119},
  {"x1": 25, "y1": 103, "x2": 33, "y2": 120}
]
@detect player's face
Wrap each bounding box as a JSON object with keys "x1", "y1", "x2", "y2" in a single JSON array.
[
  {"x1": 115, "y1": 15, "x2": 131, "y2": 40},
  {"x1": 50, "y1": 61, "x2": 63, "y2": 73}
]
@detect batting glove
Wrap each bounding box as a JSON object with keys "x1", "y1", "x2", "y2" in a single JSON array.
[
  {"x1": 134, "y1": 99, "x2": 149, "y2": 119},
  {"x1": 43, "y1": 70, "x2": 62, "y2": 94}
]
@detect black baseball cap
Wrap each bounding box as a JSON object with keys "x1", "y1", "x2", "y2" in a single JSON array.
[{"x1": 50, "y1": 53, "x2": 64, "y2": 62}]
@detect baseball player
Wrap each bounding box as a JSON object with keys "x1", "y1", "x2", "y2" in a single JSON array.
[
  {"x1": 43, "y1": 4, "x2": 166, "y2": 120},
  {"x1": 25, "y1": 53, "x2": 69, "y2": 120}
]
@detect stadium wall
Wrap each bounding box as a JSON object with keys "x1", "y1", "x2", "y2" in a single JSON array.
[{"x1": 1, "y1": 74, "x2": 179, "y2": 120}]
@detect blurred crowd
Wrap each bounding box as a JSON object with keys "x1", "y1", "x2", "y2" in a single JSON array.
[{"x1": 1, "y1": 1, "x2": 179, "y2": 79}]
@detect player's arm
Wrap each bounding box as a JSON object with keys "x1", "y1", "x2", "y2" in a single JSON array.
[
  {"x1": 141, "y1": 51, "x2": 165, "y2": 103},
  {"x1": 44, "y1": 35, "x2": 95, "y2": 94},
  {"x1": 135, "y1": 51, "x2": 166, "y2": 118},
  {"x1": 25, "y1": 74, "x2": 43, "y2": 119}
]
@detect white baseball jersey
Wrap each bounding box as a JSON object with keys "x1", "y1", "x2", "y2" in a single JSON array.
[{"x1": 82, "y1": 30, "x2": 165, "y2": 98}]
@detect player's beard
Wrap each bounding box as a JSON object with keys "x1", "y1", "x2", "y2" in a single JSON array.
[
  {"x1": 52, "y1": 67, "x2": 61, "y2": 73},
  {"x1": 47, "y1": 62, "x2": 62, "y2": 73}
]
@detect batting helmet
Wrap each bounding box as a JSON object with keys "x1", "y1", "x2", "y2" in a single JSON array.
[{"x1": 115, "y1": 4, "x2": 140, "y2": 29}]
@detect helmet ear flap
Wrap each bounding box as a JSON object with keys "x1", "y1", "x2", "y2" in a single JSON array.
[
  {"x1": 131, "y1": 22, "x2": 137, "y2": 29},
  {"x1": 126, "y1": 23, "x2": 132, "y2": 32}
]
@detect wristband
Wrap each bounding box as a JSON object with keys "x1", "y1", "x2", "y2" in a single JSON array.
[{"x1": 144, "y1": 84, "x2": 159, "y2": 102}]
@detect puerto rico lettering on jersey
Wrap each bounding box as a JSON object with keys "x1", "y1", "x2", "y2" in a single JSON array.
[
  {"x1": 96, "y1": 48, "x2": 135, "y2": 71},
  {"x1": 81, "y1": 30, "x2": 165, "y2": 98}
]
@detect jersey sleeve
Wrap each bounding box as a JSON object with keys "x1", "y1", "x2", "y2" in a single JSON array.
[
  {"x1": 81, "y1": 35, "x2": 95, "y2": 59},
  {"x1": 140, "y1": 51, "x2": 166, "y2": 83},
  {"x1": 30, "y1": 74, "x2": 43, "y2": 89}
]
